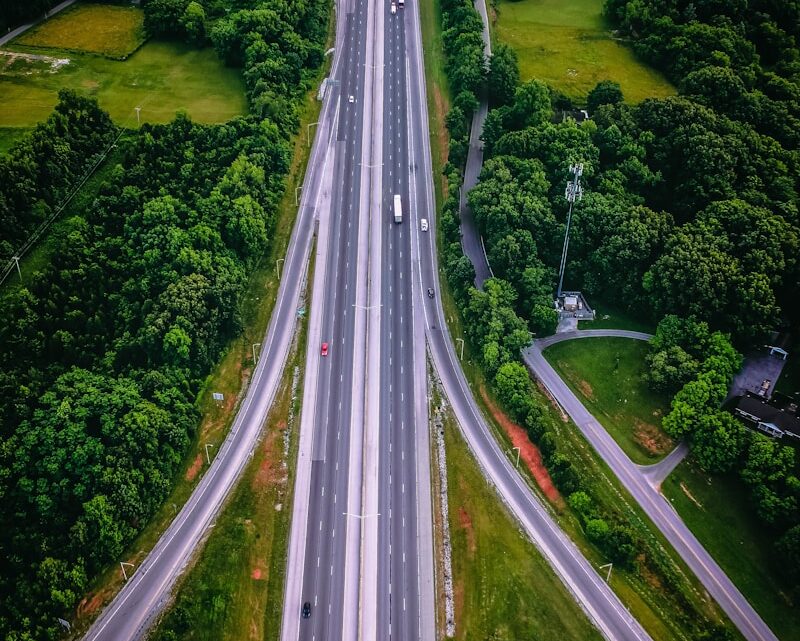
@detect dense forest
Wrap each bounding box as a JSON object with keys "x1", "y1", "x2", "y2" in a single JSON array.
[
  {"x1": 436, "y1": 0, "x2": 800, "y2": 620},
  {"x1": 0, "y1": 0, "x2": 61, "y2": 33},
  {"x1": 0, "y1": 0, "x2": 329, "y2": 638}
]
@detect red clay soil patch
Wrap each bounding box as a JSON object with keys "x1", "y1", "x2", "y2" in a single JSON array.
[
  {"x1": 251, "y1": 565, "x2": 267, "y2": 580},
  {"x1": 252, "y1": 429, "x2": 282, "y2": 491},
  {"x1": 480, "y1": 386, "x2": 565, "y2": 509},
  {"x1": 457, "y1": 505, "x2": 477, "y2": 556},
  {"x1": 578, "y1": 379, "x2": 595, "y2": 401},
  {"x1": 76, "y1": 586, "x2": 113, "y2": 619},
  {"x1": 633, "y1": 419, "x2": 673, "y2": 456},
  {"x1": 185, "y1": 453, "x2": 203, "y2": 482}
]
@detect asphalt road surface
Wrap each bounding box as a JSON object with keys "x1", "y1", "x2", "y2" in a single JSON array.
[
  {"x1": 373, "y1": 2, "x2": 435, "y2": 640},
  {"x1": 526, "y1": 330, "x2": 780, "y2": 641}
]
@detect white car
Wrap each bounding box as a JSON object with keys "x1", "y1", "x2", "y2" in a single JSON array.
[
  {"x1": 390, "y1": 2, "x2": 396, "y2": 13},
  {"x1": 348, "y1": 95, "x2": 355, "y2": 103},
  {"x1": 420, "y1": 218, "x2": 428, "y2": 231}
]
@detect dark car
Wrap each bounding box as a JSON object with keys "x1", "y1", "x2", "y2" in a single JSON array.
[
  {"x1": 302, "y1": 602, "x2": 311, "y2": 619},
  {"x1": 427, "y1": 288, "x2": 435, "y2": 298}
]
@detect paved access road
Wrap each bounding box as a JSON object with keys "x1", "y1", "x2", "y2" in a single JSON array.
[{"x1": 526, "y1": 330, "x2": 779, "y2": 641}]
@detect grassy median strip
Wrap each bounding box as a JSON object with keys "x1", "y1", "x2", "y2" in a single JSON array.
[
  {"x1": 432, "y1": 390, "x2": 604, "y2": 641},
  {"x1": 544, "y1": 338, "x2": 673, "y2": 464}
]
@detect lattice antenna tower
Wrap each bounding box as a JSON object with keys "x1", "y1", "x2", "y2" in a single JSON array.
[{"x1": 556, "y1": 163, "x2": 583, "y2": 299}]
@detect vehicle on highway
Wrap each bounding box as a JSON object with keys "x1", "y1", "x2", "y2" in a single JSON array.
[
  {"x1": 398, "y1": 0, "x2": 404, "y2": 7},
  {"x1": 302, "y1": 602, "x2": 311, "y2": 619},
  {"x1": 390, "y1": 1, "x2": 396, "y2": 13},
  {"x1": 321, "y1": 342, "x2": 329, "y2": 356},
  {"x1": 348, "y1": 95, "x2": 355, "y2": 103},
  {"x1": 427, "y1": 288, "x2": 434, "y2": 298},
  {"x1": 393, "y1": 194, "x2": 403, "y2": 223},
  {"x1": 420, "y1": 218, "x2": 428, "y2": 231}
]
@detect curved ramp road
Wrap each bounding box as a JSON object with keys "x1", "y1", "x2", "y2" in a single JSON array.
[
  {"x1": 81, "y1": 5, "x2": 349, "y2": 639},
  {"x1": 525, "y1": 330, "x2": 779, "y2": 641}
]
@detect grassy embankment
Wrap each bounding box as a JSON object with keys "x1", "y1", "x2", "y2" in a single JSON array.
[
  {"x1": 433, "y1": 391, "x2": 603, "y2": 641},
  {"x1": 545, "y1": 332, "x2": 800, "y2": 640},
  {"x1": 1, "y1": 4, "x2": 246, "y2": 129},
  {"x1": 662, "y1": 462, "x2": 800, "y2": 641},
  {"x1": 67, "y1": 41, "x2": 330, "y2": 638},
  {"x1": 418, "y1": 1, "x2": 736, "y2": 640},
  {"x1": 544, "y1": 338, "x2": 674, "y2": 463},
  {"x1": 492, "y1": 0, "x2": 675, "y2": 102}
]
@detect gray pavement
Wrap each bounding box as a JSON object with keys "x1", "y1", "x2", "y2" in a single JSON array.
[
  {"x1": 639, "y1": 442, "x2": 689, "y2": 488},
  {"x1": 457, "y1": 0, "x2": 493, "y2": 289},
  {"x1": 526, "y1": 330, "x2": 780, "y2": 641}
]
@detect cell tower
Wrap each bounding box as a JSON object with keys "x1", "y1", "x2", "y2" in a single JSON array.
[{"x1": 556, "y1": 163, "x2": 583, "y2": 299}]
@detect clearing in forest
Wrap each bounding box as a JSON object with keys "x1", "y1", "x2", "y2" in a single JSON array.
[
  {"x1": 13, "y1": 3, "x2": 146, "y2": 59},
  {"x1": 494, "y1": 0, "x2": 675, "y2": 103}
]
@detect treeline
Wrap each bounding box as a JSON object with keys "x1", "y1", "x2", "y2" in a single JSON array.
[
  {"x1": 433, "y1": 2, "x2": 729, "y2": 635},
  {"x1": 648, "y1": 316, "x2": 800, "y2": 593},
  {"x1": 0, "y1": 0, "x2": 329, "y2": 637},
  {"x1": 0, "y1": 91, "x2": 117, "y2": 263},
  {"x1": 604, "y1": 0, "x2": 800, "y2": 150}
]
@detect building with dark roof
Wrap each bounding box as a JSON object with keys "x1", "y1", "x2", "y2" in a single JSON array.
[{"x1": 732, "y1": 392, "x2": 800, "y2": 439}]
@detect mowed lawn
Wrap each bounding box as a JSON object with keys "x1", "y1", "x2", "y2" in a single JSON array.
[
  {"x1": 443, "y1": 413, "x2": 603, "y2": 641},
  {"x1": 0, "y1": 41, "x2": 247, "y2": 127},
  {"x1": 494, "y1": 0, "x2": 675, "y2": 102},
  {"x1": 13, "y1": 3, "x2": 146, "y2": 59},
  {"x1": 544, "y1": 337, "x2": 674, "y2": 463},
  {"x1": 663, "y1": 461, "x2": 800, "y2": 641}
]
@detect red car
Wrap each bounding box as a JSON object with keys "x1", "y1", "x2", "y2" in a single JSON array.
[{"x1": 321, "y1": 342, "x2": 329, "y2": 356}]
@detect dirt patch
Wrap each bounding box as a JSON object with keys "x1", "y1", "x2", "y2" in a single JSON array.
[
  {"x1": 77, "y1": 592, "x2": 103, "y2": 618},
  {"x1": 578, "y1": 380, "x2": 595, "y2": 400},
  {"x1": 680, "y1": 482, "x2": 703, "y2": 509},
  {"x1": 457, "y1": 505, "x2": 476, "y2": 556},
  {"x1": 634, "y1": 420, "x2": 674, "y2": 456},
  {"x1": 637, "y1": 553, "x2": 664, "y2": 591},
  {"x1": 480, "y1": 386, "x2": 565, "y2": 509},
  {"x1": 431, "y1": 85, "x2": 450, "y2": 195},
  {"x1": 185, "y1": 453, "x2": 203, "y2": 482},
  {"x1": 252, "y1": 427, "x2": 284, "y2": 491}
]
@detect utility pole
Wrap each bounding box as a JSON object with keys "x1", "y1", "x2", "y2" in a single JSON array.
[
  {"x1": 134, "y1": 106, "x2": 141, "y2": 127},
  {"x1": 455, "y1": 338, "x2": 465, "y2": 361},
  {"x1": 12, "y1": 255, "x2": 21, "y2": 280},
  {"x1": 205, "y1": 443, "x2": 214, "y2": 465},
  {"x1": 556, "y1": 163, "x2": 583, "y2": 299}
]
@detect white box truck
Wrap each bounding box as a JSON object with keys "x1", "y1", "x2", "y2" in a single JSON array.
[{"x1": 393, "y1": 194, "x2": 402, "y2": 223}]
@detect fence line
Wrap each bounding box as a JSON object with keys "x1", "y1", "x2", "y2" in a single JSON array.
[{"x1": 0, "y1": 126, "x2": 126, "y2": 288}]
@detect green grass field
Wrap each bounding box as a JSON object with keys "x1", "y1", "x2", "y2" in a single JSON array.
[
  {"x1": 544, "y1": 337, "x2": 674, "y2": 463},
  {"x1": 13, "y1": 3, "x2": 146, "y2": 59},
  {"x1": 441, "y1": 403, "x2": 603, "y2": 641},
  {"x1": 0, "y1": 127, "x2": 30, "y2": 154},
  {"x1": 494, "y1": 0, "x2": 675, "y2": 103},
  {"x1": 663, "y1": 461, "x2": 800, "y2": 641},
  {"x1": 0, "y1": 42, "x2": 246, "y2": 127}
]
